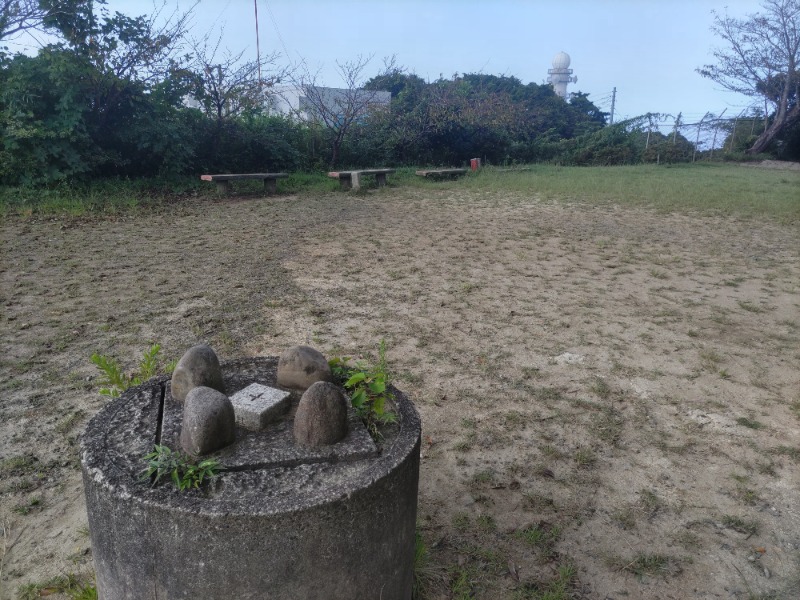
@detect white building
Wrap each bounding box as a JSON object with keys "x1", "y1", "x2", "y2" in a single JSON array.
[{"x1": 268, "y1": 85, "x2": 391, "y2": 121}]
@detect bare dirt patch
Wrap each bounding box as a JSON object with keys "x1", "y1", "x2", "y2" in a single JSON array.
[
  {"x1": 739, "y1": 159, "x2": 800, "y2": 171},
  {"x1": 1, "y1": 185, "x2": 798, "y2": 599}
]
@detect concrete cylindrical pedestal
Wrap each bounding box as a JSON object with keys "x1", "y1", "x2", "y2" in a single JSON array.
[{"x1": 81, "y1": 357, "x2": 421, "y2": 600}]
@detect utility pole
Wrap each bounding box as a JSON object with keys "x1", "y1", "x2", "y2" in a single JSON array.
[
  {"x1": 609, "y1": 87, "x2": 616, "y2": 124},
  {"x1": 254, "y1": 0, "x2": 262, "y2": 87}
]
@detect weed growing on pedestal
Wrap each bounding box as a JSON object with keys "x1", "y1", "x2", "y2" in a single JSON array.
[
  {"x1": 90, "y1": 344, "x2": 176, "y2": 397},
  {"x1": 141, "y1": 445, "x2": 221, "y2": 491},
  {"x1": 330, "y1": 339, "x2": 397, "y2": 439}
]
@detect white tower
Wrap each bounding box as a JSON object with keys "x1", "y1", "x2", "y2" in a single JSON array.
[{"x1": 547, "y1": 51, "x2": 577, "y2": 100}]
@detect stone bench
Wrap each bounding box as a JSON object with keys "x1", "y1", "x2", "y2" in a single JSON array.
[
  {"x1": 200, "y1": 173, "x2": 289, "y2": 194},
  {"x1": 327, "y1": 169, "x2": 395, "y2": 191},
  {"x1": 415, "y1": 168, "x2": 468, "y2": 179}
]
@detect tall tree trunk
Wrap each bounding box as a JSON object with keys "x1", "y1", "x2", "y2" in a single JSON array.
[
  {"x1": 748, "y1": 104, "x2": 800, "y2": 154},
  {"x1": 329, "y1": 129, "x2": 346, "y2": 170},
  {"x1": 329, "y1": 142, "x2": 339, "y2": 170}
]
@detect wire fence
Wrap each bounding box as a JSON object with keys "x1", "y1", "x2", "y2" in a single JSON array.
[
  {"x1": 639, "y1": 111, "x2": 765, "y2": 158},
  {"x1": 590, "y1": 89, "x2": 767, "y2": 160},
  {"x1": 605, "y1": 110, "x2": 769, "y2": 163}
]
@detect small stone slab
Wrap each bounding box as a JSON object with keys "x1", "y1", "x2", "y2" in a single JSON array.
[
  {"x1": 230, "y1": 383, "x2": 291, "y2": 430},
  {"x1": 200, "y1": 173, "x2": 289, "y2": 181},
  {"x1": 415, "y1": 168, "x2": 467, "y2": 177}
]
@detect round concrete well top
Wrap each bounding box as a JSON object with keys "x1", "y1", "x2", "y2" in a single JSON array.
[{"x1": 82, "y1": 357, "x2": 420, "y2": 517}]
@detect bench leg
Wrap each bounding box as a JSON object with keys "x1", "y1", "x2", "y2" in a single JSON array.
[
  {"x1": 263, "y1": 178, "x2": 277, "y2": 194},
  {"x1": 375, "y1": 173, "x2": 387, "y2": 187},
  {"x1": 215, "y1": 181, "x2": 230, "y2": 194},
  {"x1": 350, "y1": 172, "x2": 361, "y2": 190}
]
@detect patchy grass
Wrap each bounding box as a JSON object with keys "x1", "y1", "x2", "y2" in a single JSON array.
[
  {"x1": 464, "y1": 163, "x2": 800, "y2": 223},
  {"x1": 17, "y1": 573, "x2": 96, "y2": 600},
  {"x1": 771, "y1": 446, "x2": 800, "y2": 462},
  {"x1": 610, "y1": 553, "x2": 683, "y2": 580},
  {"x1": 515, "y1": 522, "x2": 562, "y2": 559},
  {"x1": 736, "y1": 416, "x2": 765, "y2": 430},
  {"x1": 573, "y1": 447, "x2": 597, "y2": 468},
  {"x1": 12, "y1": 495, "x2": 42, "y2": 516},
  {"x1": 0, "y1": 455, "x2": 37, "y2": 475},
  {"x1": 512, "y1": 564, "x2": 576, "y2": 600},
  {"x1": 737, "y1": 300, "x2": 765, "y2": 313},
  {"x1": 721, "y1": 515, "x2": 760, "y2": 536}
]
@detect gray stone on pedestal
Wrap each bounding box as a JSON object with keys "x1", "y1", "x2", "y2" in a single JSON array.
[
  {"x1": 294, "y1": 381, "x2": 348, "y2": 446},
  {"x1": 171, "y1": 344, "x2": 225, "y2": 403},
  {"x1": 276, "y1": 345, "x2": 333, "y2": 390},
  {"x1": 180, "y1": 386, "x2": 236, "y2": 455}
]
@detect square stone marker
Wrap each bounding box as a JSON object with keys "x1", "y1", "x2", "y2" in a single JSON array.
[{"x1": 230, "y1": 383, "x2": 291, "y2": 430}]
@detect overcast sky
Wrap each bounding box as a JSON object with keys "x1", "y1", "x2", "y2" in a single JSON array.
[{"x1": 7, "y1": 0, "x2": 762, "y2": 124}]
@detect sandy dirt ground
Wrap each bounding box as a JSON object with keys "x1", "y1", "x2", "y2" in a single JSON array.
[{"x1": 1, "y1": 179, "x2": 798, "y2": 599}]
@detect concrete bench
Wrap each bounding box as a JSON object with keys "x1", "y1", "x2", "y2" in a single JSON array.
[
  {"x1": 415, "y1": 168, "x2": 468, "y2": 179},
  {"x1": 327, "y1": 169, "x2": 395, "y2": 191},
  {"x1": 200, "y1": 173, "x2": 289, "y2": 194}
]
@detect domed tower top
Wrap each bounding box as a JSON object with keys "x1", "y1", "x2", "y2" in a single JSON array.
[
  {"x1": 547, "y1": 52, "x2": 577, "y2": 100},
  {"x1": 552, "y1": 51, "x2": 571, "y2": 70}
]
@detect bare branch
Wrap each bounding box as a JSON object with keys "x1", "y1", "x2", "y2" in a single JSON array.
[
  {"x1": 189, "y1": 30, "x2": 290, "y2": 121},
  {"x1": 1, "y1": 0, "x2": 51, "y2": 41},
  {"x1": 104, "y1": 1, "x2": 197, "y2": 83}
]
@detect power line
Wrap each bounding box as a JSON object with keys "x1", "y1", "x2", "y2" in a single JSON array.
[
  {"x1": 213, "y1": 0, "x2": 233, "y2": 26},
  {"x1": 254, "y1": 0, "x2": 261, "y2": 85},
  {"x1": 263, "y1": 0, "x2": 292, "y2": 66}
]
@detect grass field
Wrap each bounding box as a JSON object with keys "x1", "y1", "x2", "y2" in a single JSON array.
[
  {"x1": 2, "y1": 162, "x2": 799, "y2": 222},
  {"x1": 0, "y1": 162, "x2": 798, "y2": 599}
]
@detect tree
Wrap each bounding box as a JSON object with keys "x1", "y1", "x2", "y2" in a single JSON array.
[
  {"x1": 0, "y1": 48, "x2": 96, "y2": 183},
  {"x1": 188, "y1": 32, "x2": 288, "y2": 121},
  {"x1": 569, "y1": 92, "x2": 608, "y2": 132},
  {"x1": 698, "y1": 0, "x2": 800, "y2": 154},
  {"x1": 39, "y1": 0, "x2": 193, "y2": 84},
  {"x1": 0, "y1": 0, "x2": 199, "y2": 182},
  {"x1": 295, "y1": 55, "x2": 393, "y2": 169}
]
